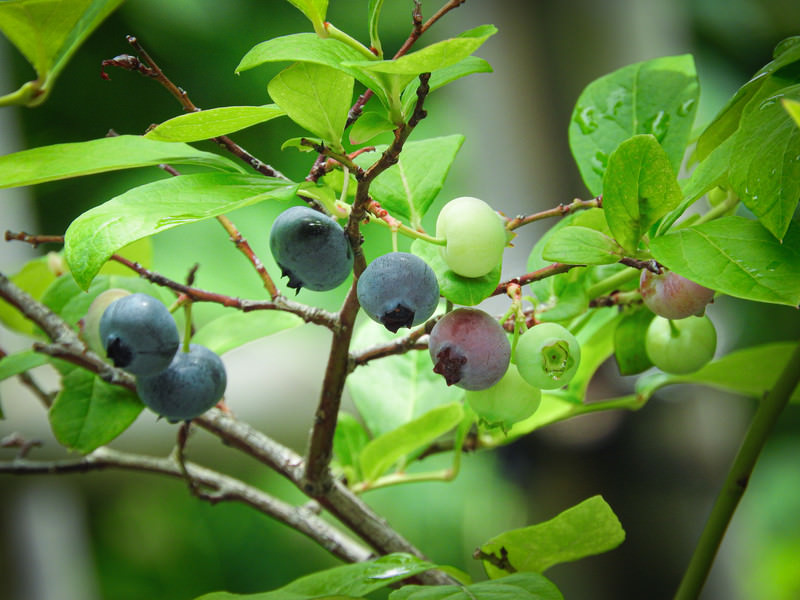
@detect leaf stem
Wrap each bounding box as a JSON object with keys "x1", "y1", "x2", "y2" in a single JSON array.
[
  {"x1": 505, "y1": 196, "x2": 602, "y2": 230},
  {"x1": 674, "y1": 342, "x2": 800, "y2": 600}
]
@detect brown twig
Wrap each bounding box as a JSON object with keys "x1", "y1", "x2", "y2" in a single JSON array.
[
  {"x1": 103, "y1": 36, "x2": 286, "y2": 180},
  {"x1": 493, "y1": 263, "x2": 583, "y2": 296},
  {"x1": 505, "y1": 196, "x2": 602, "y2": 230},
  {"x1": 348, "y1": 317, "x2": 438, "y2": 370}
]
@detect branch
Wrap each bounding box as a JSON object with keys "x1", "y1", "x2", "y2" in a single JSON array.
[
  {"x1": 348, "y1": 318, "x2": 438, "y2": 370},
  {"x1": 505, "y1": 196, "x2": 602, "y2": 230},
  {"x1": 675, "y1": 342, "x2": 800, "y2": 599},
  {"x1": 0, "y1": 445, "x2": 372, "y2": 564},
  {"x1": 4, "y1": 233, "x2": 338, "y2": 329},
  {"x1": 103, "y1": 36, "x2": 286, "y2": 180},
  {"x1": 492, "y1": 263, "x2": 582, "y2": 296}
]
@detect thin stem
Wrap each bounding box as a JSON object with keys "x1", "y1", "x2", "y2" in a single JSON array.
[
  {"x1": 585, "y1": 267, "x2": 639, "y2": 299},
  {"x1": 492, "y1": 263, "x2": 581, "y2": 296},
  {"x1": 216, "y1": 215, "x2": 280, "y2": 299},
  {"x1": 505, "y1": 196, "x2": 602, "y2": 230},
  {"x1": 674, "y1": 342, "x2": 800, "y2": 600}
]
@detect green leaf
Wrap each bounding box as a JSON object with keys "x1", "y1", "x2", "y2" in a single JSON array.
[
  {"x1": 344, "y1": 25, "x2": 496, "y2": 114},
  {"x1": 0, "y1": 254, "x2": 59, "y2": 336},
  {"x1": 49, "y1": 366, "x2": 142, "y2": 453},
  {"x1": 367, "y1": 0, "x2": 384, "y2": 57},
  {"x1": 400, "y1": 55, "x2": 493, "y2": 117},
  {"x1": 785, "y1": 98, "x2": 800, "y2": 127},
  {"x1": 359, "y1": 402, "x2": 463, "y2": 483},
  {"x1": 0, "y1": 135, "x2": 244, "y2": 189},
  {"x1": 659, "y1": 135, "x2": 735, "y2": 235},
  {"x1": 390, "y1": 572, "x2": 563, "y2": 600},
  {"x1": 0, "y1": 0, "x2": 125, "y2": 107},
  {"x1": 284, "y1": 0, "x2": 328, "y2": 33},
  {"x1": 695, "y1": 35, "x2": 800, "y2": 162},
  {"x1": 64, "y1": 173, "x2": 299, "y2": 289},
  {"x1": 347, "y1": 25, "x2": 497, "y2": 76},
  {"x1": 729, "y1": 85, "x2": 800, "y2": 240},
  {"x1": 0, "y1": 350, "x2": 48, "y2": 381},
  {"x1": 602, "y1": 134, "x2": 683, "y2": 253},
  {"x1": 268, "y1": 62, "x2": 354, "y2": 151},
  {"x1": 194, "y1": 553, "x2": 435, "y2": 600},
  {"x1": 237, "y1": 33, "x2": 387, "y2": 106},
  {"x1": 332, "y1": 412, "x2": 371, "y2": 482},
  {"x1": 353, "y1": 135, "x2": 464, "y2": 227},
  {"x1": 569, "y1": 54, "x2": 698, "y2": 196},
  {"x1": 650, "y1": 215, "x2": 800, "y2": 306},
  {"x1": 145, "y1": 105, "x2": 285, "y2": 143},
  {"x1": 637, "y1": 341, "x2": 800, "y2": 403},
  {"x1": 349, "y1": 108, "x2": 395, "y2": 145},
  {"x1": 542, "y1": 225, "x2": 623, "y2": 265},
  {"x1": 192, "y1": 311, "x2": 303, "y2": 356},
  {"x1": 411, "y1": 239, "x2": 501, "y2": 307},
  {"x1": 613, "y1": 308, "x2": 655, "y2": 375},
  {"x1": 480, "y1": 495, "x2": 625, "y2": 577},
  {"x1": 347, "y1": 319, "x2": 464, "y2": 438}
]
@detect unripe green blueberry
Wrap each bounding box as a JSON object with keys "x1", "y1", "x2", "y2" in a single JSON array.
[
  {"x1": 645, "y1": 315, "x2": 717, "y2": 375},
  {"x1": 436, "y1": 196, "x2": 506, "y2": 278},
  {"x1": 465, "y1": 364, "x2": 541, "y2": 431},
  {"x1": 515, "y1": 322, "x2": 581, "y2": 390},
  {"x1": 640, "y1": 269, "x2": 715, "y2": 320}
]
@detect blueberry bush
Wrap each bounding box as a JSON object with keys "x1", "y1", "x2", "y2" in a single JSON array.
[{"x1": 1, "y1": 1, "x2": 799, "y2": 599}]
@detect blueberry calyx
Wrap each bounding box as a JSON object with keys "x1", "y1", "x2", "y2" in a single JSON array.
[
  {"x1": 433, "y1": 346, "x2": 467, "y2": 386},
  {"x1": 380, "y1": 304, "x2": 415, "y2": 333}
]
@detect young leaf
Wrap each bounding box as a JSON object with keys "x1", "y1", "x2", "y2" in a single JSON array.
[
  {"x1": 349, "y1": 108, "x2": 395, "y2": 145},
  {"x1": 411, "y1": 239, "x2": 501, "y2": 307},
  {"x1": 347, "y1": 319, "x2": 464, "y2": 438},
  {"x1": 64, "y1": 173, "x2": 299, "y2": 289},
  {"x1": 400, "y1": 56, "x2": 493, "y2": 116},
  {"x1": 353, "y1": 135, "x2": 465, "y2": 227},
  {"x1": 650, "y1": 215, "x2": 800, "y2": 306},
  {"x1": 332, "y1": 412, "x2": 371, "y2": 482},
  {"x1": 0, "y1": 351, "x2": 48, "y2": 381},
  {"x1": 602, "y1": 134, "x2": 682, "y2": 253},
  {"x1": 368, "y1": 0, "x2": 384, "y2": 57},
  {"x1": 541, "y1": 225, "x2": 623, "y2": 265},
  {"x1": 729, "y1": 85, "x2": 800, "y2": 241},
  {"x1": 145, "y1": 105, "x2": 285, "y2": 143},
  {"x1": 49, "y1": 366, "x2": 142, "y2": 453},
  {"x1": 636, "y1": 341, "x2": 800, "y2": 404},
  {"x1": 0, "y1": 0, "x2": 125, "y2": 107},
  {"x1": 268, "y1": 62, "x2": 354, "y2": 152},
  {"x1": 359, "y1": 402, "x2": 464, "y2": 483},
  {"x1": 0, "y1": 255, "x2": 60, "y2": 336},
  {"x1": 695, "y1": 35, "x2": 800, "y2": 162},
  {"x1": 613, "y1": 308, "x2": 655, "y2": 375},
  {"x1": 568, "y1": 54, "x2": 698, "y2": 196},
  {"x1": 785, "y1": 97, "x2": 800, "y2": 127},
  {"x1": 191, "y1": 311, "x2": 303, "y2": 356},
  {"x1": 194, "y1": 553, "x2": 436, "y2": 600},
  {"x1": 284, "y1": 0, "x2": 328, "y2": 32},
  {"x1": 479, "y1": 495, "x2": 625, "y2": 577},
  {"x1": 346, "y1": 25, "x2": 497, "y2": 77},
  {"x1": 236, "y1": 33, "x2": 388, "y2": 107},
  {"x1": 0, "y1": 135, "x2": 244, "y2": 189},
  {"x1": 389, "y1": 572, "x2": 563, "y2": 600}
]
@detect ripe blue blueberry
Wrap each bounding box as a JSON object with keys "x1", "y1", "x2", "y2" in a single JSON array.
[
  {"x1": 136, "y1": 344, "x2": 227, "y2": 422},
  {"x1": 99, "y1": 293, "x2": 179, "y2": 375},
  {"x1": 269, "y1": 205, "x2": 353, "y2": 292},
  {"x1": 357, "y1": 252, "x2": 440, "y2": 332}
]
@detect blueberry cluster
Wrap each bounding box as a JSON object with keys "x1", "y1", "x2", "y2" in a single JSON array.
[{"x1": 96, "y1": 291, "x2": 227, "y2": 422}]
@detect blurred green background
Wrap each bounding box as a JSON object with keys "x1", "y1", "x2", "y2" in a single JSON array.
[{"x1": 1, "y1": 1, "x2": 800, "y2": 599}]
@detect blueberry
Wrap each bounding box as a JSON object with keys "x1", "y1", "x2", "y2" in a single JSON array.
[
  {"x1": 357, "y1": 252, "x2": 440, "y2": 332},
  {"x1": 136, "y1": 344, "x2": 227, "y2": 422},
  {"x1": 99, "y1": 293, "x2": 180, "y2": 376},
  {"x1": 428, "y1": 308, "x2": 510, "y2": 390},
  {"x1": 269, "y1": 205, "x2": 353, "y2": 292}
]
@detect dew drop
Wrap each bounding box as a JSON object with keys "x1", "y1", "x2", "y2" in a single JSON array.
[
  {"x1": 590, "y1": 151, "x2": 608, "y2": 176},
  {"x1": 644, "y1": 111, "x2": 670, "y2": 142},
  {"x1": 575, "y1": 105, "x2": 599, "y2": 134},
  {"x1": 677, "y1": 98, "x2": 696, "y2": 117}
]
